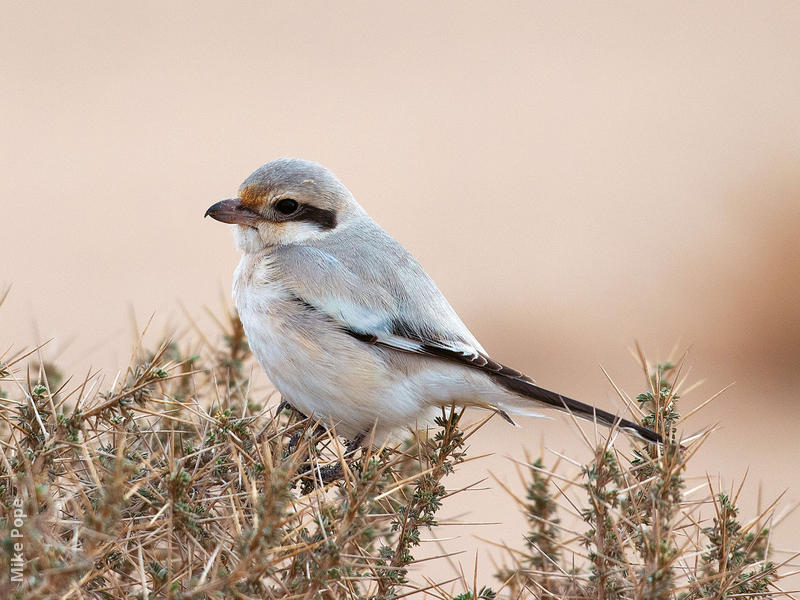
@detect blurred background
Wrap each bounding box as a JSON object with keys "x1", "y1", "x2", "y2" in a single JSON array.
[{"x1": 2, "y1": 0, "x2": 799, "y2": 583}]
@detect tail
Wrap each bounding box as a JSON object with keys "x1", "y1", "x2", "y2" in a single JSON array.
[{"x1": 493, "y1": 374, "x2": 664, "y2": 445}]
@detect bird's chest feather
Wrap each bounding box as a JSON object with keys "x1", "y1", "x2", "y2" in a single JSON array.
[
  {"x1": 232, "y1": 254, "x2": 348, "y2": 409},
  {"x1": 229, "y1": 252, "x2": 459, "y2": 439},
  {"x1": 233, "y1": 255, "x2": 300, "y2": 375}
]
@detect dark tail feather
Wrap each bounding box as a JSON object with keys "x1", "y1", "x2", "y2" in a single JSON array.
[{"x1": 493, "y1": 374, "x2": 664, "y2": 445}]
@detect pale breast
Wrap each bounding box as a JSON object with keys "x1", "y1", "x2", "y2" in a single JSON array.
[
  {"x1": 232, "y1": 252, "x2": 410, "y2": 439},
  {"x1": 233, "y1": 253, "x2": 298, "y2": 385}
]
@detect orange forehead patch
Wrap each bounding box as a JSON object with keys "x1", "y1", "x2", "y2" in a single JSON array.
[{"x1": 238, "y1": 186, "x2": 265, "y2": 210}]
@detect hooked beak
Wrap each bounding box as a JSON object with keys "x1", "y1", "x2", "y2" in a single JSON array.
[{"x1": 204, "y1": 199, "x2": 262, "y2": 226}]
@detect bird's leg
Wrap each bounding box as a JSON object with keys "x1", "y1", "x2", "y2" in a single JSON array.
[
  {"x1": 277, "y1": 399, "x2": 318, "y2": 455},
  {"x1": 277, "y1": 399, "x2": 341, "y2": 485},
  {"x1": 275, "y1": 399, "x2": 293, "y2": 414},
  {"x1": 346, "y1": 432, "x2": 367, "y2": 454},
  {"x1": 277, "y1": 397, "x2": 366, "y2": 487},
  {"x1": 302, "y1": 432, "x2": 367, "y2": 488}
]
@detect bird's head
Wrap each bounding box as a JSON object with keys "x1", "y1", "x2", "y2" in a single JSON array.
[{"x1": 205, "y1": 158, "x2": 364, "y2": 252}]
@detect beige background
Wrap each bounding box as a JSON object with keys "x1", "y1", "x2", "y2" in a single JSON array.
[{"x1": 2, "y1": 1, "x2": 799, "y2": 585}]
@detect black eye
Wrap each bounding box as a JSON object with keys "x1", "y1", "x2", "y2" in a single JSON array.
[{"x1": 274, "y1": 198, "x2": 299, "y2": 215}]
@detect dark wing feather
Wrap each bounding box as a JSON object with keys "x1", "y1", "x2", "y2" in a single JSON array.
[{"x1": 345, "y1": 321, "x2": 663, "y2": 445}]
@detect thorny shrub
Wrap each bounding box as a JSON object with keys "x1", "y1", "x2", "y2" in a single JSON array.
[{"x1": 0, "y1": 300, "x2": 794, "y2": 599}]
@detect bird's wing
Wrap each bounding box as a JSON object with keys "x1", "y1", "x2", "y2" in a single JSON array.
[
  {"x1": 269, "y1": 222, "x2": 663, "y2": 445},
  {"x1": 271, "y1": 236, "x2": 533, "y2": 431},
  {"x1": 271, "y1": 219, "x2": 495, "y2": 367}
]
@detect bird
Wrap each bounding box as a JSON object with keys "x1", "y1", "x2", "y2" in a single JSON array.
[{"x1": 205, "y1": 158, "x2": 662, "y2": 448}]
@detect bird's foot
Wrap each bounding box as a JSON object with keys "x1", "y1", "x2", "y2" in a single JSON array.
[
  {"x1": 302, "y1": 462, "x2": 345, "y2": 487},
  {"x1": 298, "y1": 433, "x2": 366, "y2": 490},
  {"x1": 287, "y1": 422, "x2": 329, "y2": 455},
  {"x1": 276, "y1": 399, "x2": 306, "y2": 418}
]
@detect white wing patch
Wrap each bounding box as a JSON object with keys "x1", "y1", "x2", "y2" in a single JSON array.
[{"x1": 321, "y1": 297, "x2": 391, "y2": 333}]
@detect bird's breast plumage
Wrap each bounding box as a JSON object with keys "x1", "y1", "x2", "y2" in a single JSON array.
[{"x1": 232, "y1": 250, "x2": 423, "y2": 438}]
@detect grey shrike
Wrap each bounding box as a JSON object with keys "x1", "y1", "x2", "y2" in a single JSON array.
[{"x1": 205, "y1": 158, "x2": 662, "y2": 446}]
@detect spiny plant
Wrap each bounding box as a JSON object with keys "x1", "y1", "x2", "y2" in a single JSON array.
[
  {"x1": 0, "y1": 301, "x2": 497, "y2": 599},
  {"x1": 495, "y1": 350, "x2": 793, "y2": 600},
  {"x1": 0, "y1": 291, "x2": 795, "y2": 599}
]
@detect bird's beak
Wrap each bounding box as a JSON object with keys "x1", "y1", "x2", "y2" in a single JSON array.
[{"x1": 204, "y1": 198, "x2": 262, "y2": 226}]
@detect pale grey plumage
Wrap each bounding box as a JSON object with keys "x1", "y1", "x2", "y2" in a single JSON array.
[
  {"x1": 207, "y1": 158, "x2": 663, "y2": 445},
  {"x1": 271, "y1": 220, "x2": 484, "y2": 350}
]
